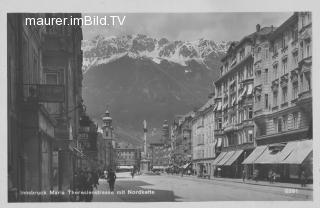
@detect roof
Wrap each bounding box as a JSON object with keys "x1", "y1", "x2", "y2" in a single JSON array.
[
  {"x1": 198, "y1": 97, "x2": 215, "y2": 112},
  {"x1": 221, "y1": 26, "x2": 275, "y2": 62},
  {"x1": 269, "y1": 12, "x2": 298, "y2": 41},
  {"x1": 192, "y1": 97, "x2": 215, "y2": 120}
]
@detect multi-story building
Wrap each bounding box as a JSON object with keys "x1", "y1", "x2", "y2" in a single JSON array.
[
  {"x1": 212, "y1": 25, "x2": 274, "y2": 178},
  {"x1": 7, "y1": 13, "x2": 83, "y2": 201},
  {"x1": 192, "y1": 97, "x2": 216, "y2": 177},
  {"x1": 115, "y1": 147, "x2": 141, "y2": 172},
  {"x1": 171, "y1": 112, "x2": 194, "y2": 171},
  {"x1": 149, "y1": 141, "x2": 171, "y2": 170},
  {"x1": 78, "y1": 115, "x2": 98, "y2": 170},
  {"x1": 244, "y1": 12, "x2": 313, "y2": 181}
]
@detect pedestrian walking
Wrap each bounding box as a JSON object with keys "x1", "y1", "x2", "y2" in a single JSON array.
[
  {"x1": 84, "y1": 171, "x2": 94, "y2": 202},
  {"x1": 242, "y1": 169, "x2": 246, "y2": 183},
  {"x1": 300, "y1": 170, "x2": 307, "y2": 187},
  {"x1": 92, "y1": 170, "x2": 99, "y2": 189},
  {"x1": 78, "y1": 170, "x2": 86, "y2": 201},
  {"x1": 253, "y1": 169, "x2": 259, "y2": 182},
  {"x1": 107, "y1": 168, "x2": 117, "y2": 192},
  {"x1": 271, "y1": 171, "x2": 276, "y2": 184},
  {"x1": 268, "y1": 170, "x2": 273, "y2": 184},
  {"x1": 131, "y1": 169, "x2": 135, "y2": 179}
]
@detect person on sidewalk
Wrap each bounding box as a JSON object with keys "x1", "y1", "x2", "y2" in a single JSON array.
[
  {"x1": 268, "y1": 170, "x2": 273, "y2": 184},
  {"x1": 253, "y1": 169, "x2": 259, "y2": 182},
  {"x1": 107, "y1": 168, "x2": 117, "y2": 192},
  {"x1": 271, "y1": 171, "x2": 276, "y2": 184},
  {"x1": 242, "y1": 169, "x2": 246, "y2": 183},
  {"x1": 300, "y1": 170, "x2": 307, "y2": 187},
  {"x1": 131, "y1": 169, "x2": 135, "y2": 179}
]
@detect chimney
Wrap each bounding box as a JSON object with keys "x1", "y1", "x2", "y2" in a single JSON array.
[{"x1": 256, "y1": 24, "x2": 261, "y2": 32}]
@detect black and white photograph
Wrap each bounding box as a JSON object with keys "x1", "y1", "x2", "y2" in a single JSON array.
[{"x1": 2, "y1": 0, "x2": 319, "y2": 206}]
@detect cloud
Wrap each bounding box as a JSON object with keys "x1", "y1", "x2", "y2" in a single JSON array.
[{"x1": 82, "y1": 12, "x2": 293, "y2": 42}]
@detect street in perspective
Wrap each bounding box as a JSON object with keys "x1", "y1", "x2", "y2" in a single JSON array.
[{"x1": 7, "y1": 12, "x2": 313, "y2": 202}]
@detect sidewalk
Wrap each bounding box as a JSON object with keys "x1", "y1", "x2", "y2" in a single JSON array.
[{"x1": 164, "y1": 174, "x2": 313, "y2": 191}]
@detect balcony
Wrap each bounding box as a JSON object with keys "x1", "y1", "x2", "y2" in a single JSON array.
[
  {"x1": 224, "y1": 123, "x2": 237, "y2": 133},
  {"x1": 297, "y1": 89, "x2": 312, "y2": 106},
  {"x1": 214, "y1": 129, "x2": 224, "y2": 136},
  {"x1": 22, "y1": 84, "x2": 65, "y2": 103}
]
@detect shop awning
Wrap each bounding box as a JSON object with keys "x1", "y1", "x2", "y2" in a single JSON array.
[
  {"x1": 224, "y1": 150, "x2": 244, "y2": 166},
  {"x1": 152, "y1": 166, "x2": 167, "y2": 169},
  {"x1": 254, "y1": 145, "x2": 286, "y2": 164},
  {"x1": 181, "y1": 162, "x2": 192, "y2": 169},
  {"x1": 117, "y1": 165, "x2": 134, "y2": 169},
  {"x1": 217, "y1": 151, "x2": 235, "y2": 166},
  {"x1": 242, "y1": 145, "x2": 267, "y2": 164},
  {"x1": 212, "y1": 151, "x2": 227, "y2": 165},
  {"x1": 280, "y1": 140, "x2": 312, "y2": 164}
]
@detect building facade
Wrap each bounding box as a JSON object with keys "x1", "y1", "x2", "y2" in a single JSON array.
[
  {"x1": 212, "y1": 25, "x2": 274, "y2": 178},
  {"x1": 171, "y1": 112, "x2": 193, "y2": 169},
  {"x1": 192, "y1": 98, "x2": 216, "y2": 177},
  {"x1": 78, "y1": 115, "x2": 98, "y2": 171},
  {"x1": 149, "y1": 142, "x2": 171, "y2": 170},
  {"x1": 7, "y1": 13, "x2": 83, "y2": 202},
  {"x1": 115, "y1": 147, "x2": 141, "y2": 171},
  {"x1": 249, "y1": 12, "x2": 313, "y2": 181}
]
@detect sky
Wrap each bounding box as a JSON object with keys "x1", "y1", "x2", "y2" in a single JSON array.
[{"x1": 82, "y1": 12, "x2": 293, "y2": 42}]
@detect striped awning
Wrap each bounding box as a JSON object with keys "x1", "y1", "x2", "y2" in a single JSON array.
[
  {"x1": 224, "y1": 150, "x2": 243, "y2": 166},
  {"x1": 217, "y1": 151, "x2": 235, "y2": 166},
  {"x1": 279, "y1": 140, "x2": 312, "y2": 164},
  {"x1": 212, "y1": 151, "x2": 227, "y2": 165},
  {"x1": 242, "y1": 146, "x2": 267, "y2": 164}
]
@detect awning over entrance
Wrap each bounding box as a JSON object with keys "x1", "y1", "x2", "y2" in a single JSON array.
[
  {"x1": 217, "y1": 151, "x2": 235, "y2": 166},
  {"x1": 280, "y1": 140, "x2": 312, "y2": 164},
  {"x1": 212, "y1": 151, "x2": 227, "y2": 165},
  {"x1": 152, "y1": 166, "x2": 167, "y2": 169},
  {"x1": 117, "y1": 165, "x2": 134, "y2": 169},
  {"x1": 242, "y1": 145, "x2": 267, "y2": 164},
  {"x1": 224, "y1": 150, "x2": 243, "y2": 166},
  {"x1": 254, "y1": 147, "x2": 283, "y2": 164},
  {"x1": 181, "y1": 162, "x2": 192, "y2": 169}
]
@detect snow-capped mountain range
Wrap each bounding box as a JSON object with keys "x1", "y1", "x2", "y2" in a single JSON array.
[{"x1": 82, "y1": 34, "x2": 231, "y2": 73}]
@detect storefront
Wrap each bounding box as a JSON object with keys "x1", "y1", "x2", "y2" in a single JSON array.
[{"x1": 242, "y1": 140, "x2": 312, "y2": 181}]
